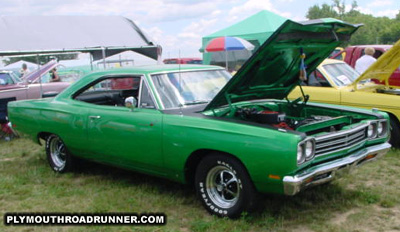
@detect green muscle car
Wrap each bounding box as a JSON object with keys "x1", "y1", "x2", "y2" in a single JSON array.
[{"x1": 8, "y1": 19, "x2": 391, "y2": 218}]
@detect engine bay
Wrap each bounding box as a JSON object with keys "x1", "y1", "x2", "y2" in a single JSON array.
[
  {"x1": 217, "y1": 101, "x2": 374, "y2": 136},
  {"x1": 236, "y1": 107, "x2": 337, "y2": 131}
]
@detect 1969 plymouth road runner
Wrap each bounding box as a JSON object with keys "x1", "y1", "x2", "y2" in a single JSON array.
[{"x1": 8, "y1": 19, "x2": 391, "y2": 218}]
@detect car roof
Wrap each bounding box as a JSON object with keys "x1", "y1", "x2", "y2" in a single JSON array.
[
  {"x1": 89, "y1": 64, "x2": 223, "y2": 75},
  {"x1": 55, "y1": 64, "x2": 226, "y2": 100},
  {"x1": 321, "y1": 59, "x2": 346, "y2": 65},
  {"x1": 164, "y1": 58, "x2": 202, "y2": 61},
  {"x1": 347, "y1": 45, "x2": 392, "y2": 50}
]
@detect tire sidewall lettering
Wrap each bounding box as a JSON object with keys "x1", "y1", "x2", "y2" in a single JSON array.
[
  {"x1": 46, "y1": 135, "x2": 68, "y2": 173},
  {"x1": 198, "y1": 159, "x2": 242, "y2": 216}
]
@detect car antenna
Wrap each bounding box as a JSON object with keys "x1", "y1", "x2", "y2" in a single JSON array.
[
  {"x1": 178, "y1": 49, "x2": 183, "y2": 110},
  {"x1": 179, "y1": 49, "x2": 181, "y2": 76}
]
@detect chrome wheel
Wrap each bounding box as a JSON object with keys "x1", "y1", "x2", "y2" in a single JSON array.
[
  {"x1": 49, "y1": 137, "x2": 66, "y2": 169},
  {"x1": 206, "y1": 165, "x2": 240, "y2": 209}
]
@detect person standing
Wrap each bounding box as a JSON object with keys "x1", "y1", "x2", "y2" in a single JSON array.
[
  {"x1": 49, "y1": 68, "x2": 60, "y2": 82},
  {"x1": 20, "y1": 63, "x2": 29, "y2": 78},
  {"x1": 355, "y1": 47, "x2": 376, "y2": 74}
]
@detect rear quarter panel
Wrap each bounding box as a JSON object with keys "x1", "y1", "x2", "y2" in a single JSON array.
[{"x1": 8, "y1": 98, "x2": 89, "y2": 154}]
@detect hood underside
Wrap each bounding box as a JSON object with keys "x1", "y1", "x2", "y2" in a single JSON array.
[
  {"x1": 24, "y1": 60, "x2": 59, "y2": 83},
  {"x1": 205, "y1": 18, "x2": 360, "y2": 111}
]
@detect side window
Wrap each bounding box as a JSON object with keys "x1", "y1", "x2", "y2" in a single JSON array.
[
  {"x1": 374, "y1": 50, "x2": 383, "y2": 59},
  {"x1": 307, "y1": 72, "x2": 320, "y2": 86},
  {"x1": 140, "y1": 82, "x2": 156, "y2": 109},
  {"x1": 74, "y1": 76, "x2": 141, "y2": 107}
]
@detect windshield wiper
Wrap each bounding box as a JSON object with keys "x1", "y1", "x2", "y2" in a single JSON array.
[{"x1": 182, "y1": 100, "x2": 209, "y2": 106}]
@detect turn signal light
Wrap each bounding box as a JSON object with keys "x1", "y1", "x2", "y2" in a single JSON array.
[
  {"x1": 268, "y1": 174, "x2": 281, "y2": 180},
  {"x1": 365, "y1": 154, "x2": 377, "y2": 160}
]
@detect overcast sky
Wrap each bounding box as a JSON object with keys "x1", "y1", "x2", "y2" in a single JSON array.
[{"x1": 0, "y1": 0, "x2": 398, "y2": 62}]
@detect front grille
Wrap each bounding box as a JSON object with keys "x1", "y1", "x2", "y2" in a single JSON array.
[{"x1": 315, "y1": 124, "x2": 368, "y2": 156}]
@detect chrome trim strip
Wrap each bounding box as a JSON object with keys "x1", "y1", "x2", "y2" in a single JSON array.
[
  {"x1": 315, "y1": 130, "x2": 365, "y2": 149},
  {"x1": 315, "y1": 138, "x2": 365, "y2": 155},
  {"x1": 314, "y1": 124, "x2": 368, "y2": 156},
  {"x1": 315, "y1": 124, "x2": 368, "y2": 141},
  {"x1": 146, "y1": 74, "x2": 165, "y2": 110},
  {"x1": 0, "y1": 87, "x2": 28, "y2": 93},
  {"x1": 149, "y1": 67, "x2": 224, "y2": 76},
  {"x1": 138, "y1": 78, "x2": 144, "y2": 108},
  {"x1": 139, "y1": 76, "x2": 160, "y2": 110},
  {"x1": 283, "y1": 142, "x2": 391, "y2": 196}
]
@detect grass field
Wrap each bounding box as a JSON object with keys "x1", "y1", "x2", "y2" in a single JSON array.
[{"x1": 1, "y1": 137, "x2": 399, "y2": 232}]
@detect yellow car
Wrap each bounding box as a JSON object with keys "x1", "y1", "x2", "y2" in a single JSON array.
[
  {"x1": 329, "y1": 47, "x2": 346, "y2": 60},
  {"x1": 289, "y1": 40, "x2": 400, "y2": 147}
]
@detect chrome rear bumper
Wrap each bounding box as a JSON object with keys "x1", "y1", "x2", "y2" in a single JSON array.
[{"x1": 283, "y1": 142, "x2": 391, "y2": 196}]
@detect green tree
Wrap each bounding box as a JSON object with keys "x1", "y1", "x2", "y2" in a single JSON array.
[
  {"x1": 333, "y1": 0, "x2": 345, "y2": 18},
  {"x1": 380, "y1": 23, "x2": 400, "y2": 44},
  {"x1": 307, "y1": 3, "x2": 338, "y2": 19},
  {"x1": 306, "y1": 0, "x2": 399, "y2": 45}
]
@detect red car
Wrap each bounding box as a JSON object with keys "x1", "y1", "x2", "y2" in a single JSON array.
[
  {"x1": 331, "y1": 45, "x2": 400, "y2": 86},
  {"x1": 163, "y1": 58, "x2": 202, "y2": 64}
]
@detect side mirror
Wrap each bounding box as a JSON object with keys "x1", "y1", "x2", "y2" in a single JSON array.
[{"x1": 125, "y1": 97, "x2": 137, "y2": 110}]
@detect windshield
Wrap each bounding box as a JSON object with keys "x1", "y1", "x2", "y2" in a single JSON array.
[
  {"x1": 0, "y1": 73, "x2": 14, "y2": 85},
  {"x1": 322, "y1": 63, "x2": 360, "y2": 87},
  {"x1": 151, "y1": 69, "x2": 231, "y2": 109}
]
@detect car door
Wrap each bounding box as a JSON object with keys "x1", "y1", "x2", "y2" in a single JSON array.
[
  {"x1": 76, "y1": 75, "x2": 164, "y2": 174},
  {"x1": 288, "y1": 70, "x2": 341, "y2": 104}
]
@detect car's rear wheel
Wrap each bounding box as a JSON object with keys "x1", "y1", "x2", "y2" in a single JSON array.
[
  {"x1": 46, "y1": 134, "x2": 72, "y2": 173},
  {"x1": 195, "y1": 153, "x2": 258, "y2": 218}
]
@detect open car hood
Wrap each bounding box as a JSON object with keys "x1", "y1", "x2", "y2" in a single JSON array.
[
  {"x1": 24, "y1": 60, "x2": 59, "y2": 83},
  {"x1": 353, "y1": 39, "x2": 400, "y2": 86},
  {"x1": 204, "y1": 18, "x2": 360, "y2": 111}
]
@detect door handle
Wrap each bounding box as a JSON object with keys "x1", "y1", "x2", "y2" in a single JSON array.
[{"x1": 89, "y1": 115, "x2": 101, "y2": 120}]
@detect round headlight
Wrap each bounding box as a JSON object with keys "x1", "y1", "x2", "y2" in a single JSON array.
[
  {"x1": 305, "y1": 140, "x2": 314, "y2": 160},
  {"x1": 297, "y1": 145, "x2": 305, "y2": 164},
  {"x1": 377, "y1": 122, "x2": 384, "y2": 135},
  {"x1": 367, "y1": 124, "x2": 375, "y2": 138}
]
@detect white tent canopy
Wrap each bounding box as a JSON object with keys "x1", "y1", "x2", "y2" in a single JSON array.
[
  {"x1": 4, "y1": 60, "x2": 38, "y2": 70},
  {"x1": 0, "y1": 15, "x2": 160, "y2": 61}
]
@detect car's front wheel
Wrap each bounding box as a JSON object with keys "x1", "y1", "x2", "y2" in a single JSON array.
[
  {"x1": 389, "y1": 116, "x2": 400, "y2": 148},
  {"x1": 46, "y1": 134, "x2": 72, "y2": 173},
  {"x1": 195, "y1": 154, "x2": 258, "y2": 218}
]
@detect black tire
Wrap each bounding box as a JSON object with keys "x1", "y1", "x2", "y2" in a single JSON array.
[
  {"x1": 389, "y1": 116, "x2": 400, "y2": 148},
  {"x1": 195, "y1": 153, "x2": 258, "y2": 218},
  {"x1": 46, "y1": 134, "x2": 73, "y2": 173}
]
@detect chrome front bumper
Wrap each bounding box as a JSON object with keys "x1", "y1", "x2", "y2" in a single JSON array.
[{"x1": 283, "y1": 142, "x2": 391, "y2": 196}]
